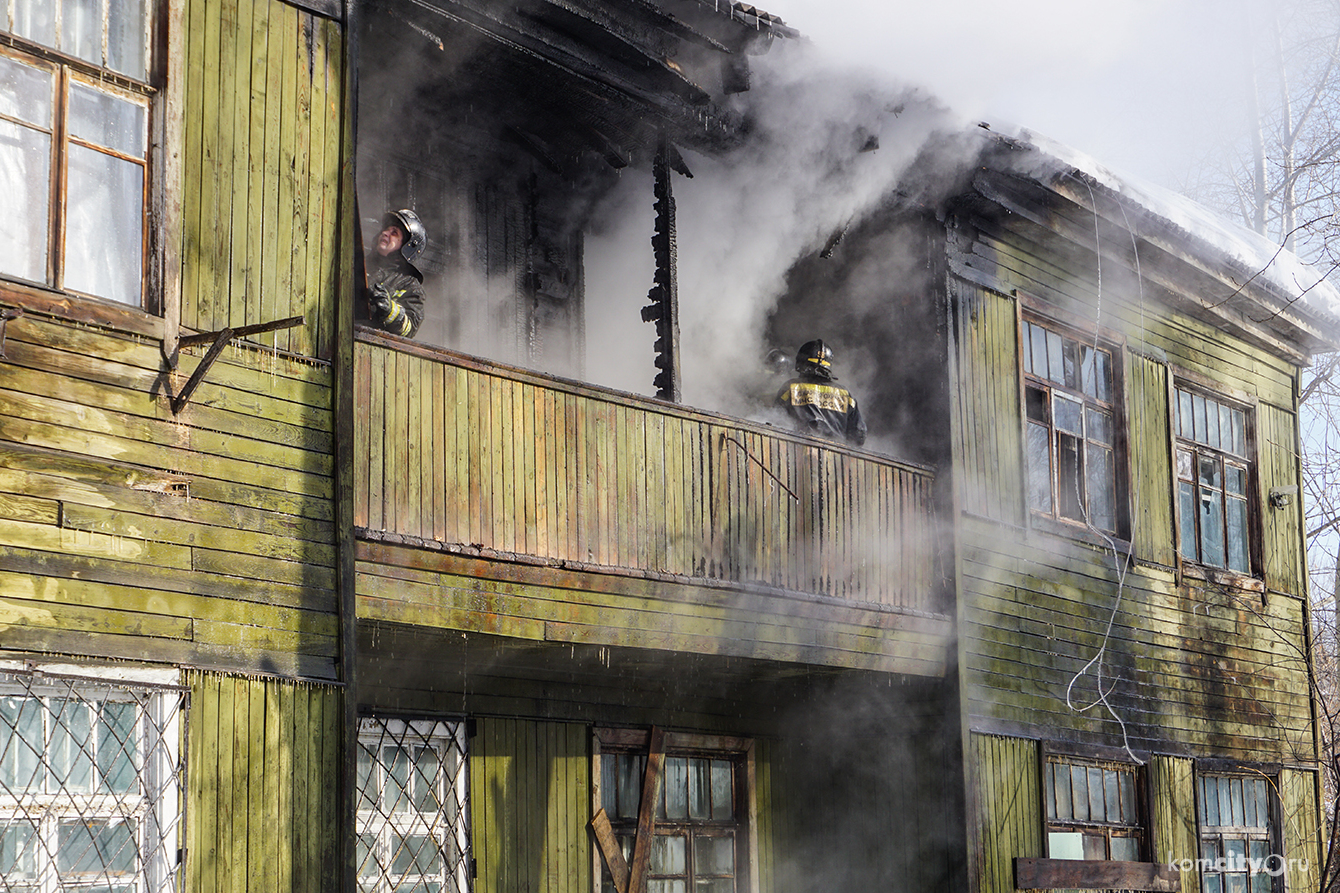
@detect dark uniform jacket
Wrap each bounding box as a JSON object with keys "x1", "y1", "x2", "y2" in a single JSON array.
[
  {"x1": 777, "y1": 375, "x2": 867, "y2": 446},
  {"x1": 362, "y1": 254, "x2": 424, "y2": 338}
]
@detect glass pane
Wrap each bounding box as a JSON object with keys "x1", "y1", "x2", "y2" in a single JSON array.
[
  {"x1": 1226, "y1": 464, "x2": 1246, "y2": 496},
  {"x1": 1251, "y1": 870, "x2": 1271, "y2": 893},
  {"x1": 1200, "y1": 488, "x2": 1226, "y2": 568},
  {"x1": 1027, "y1": 423, "x2": 1052, "y2": 514},
  {"x1": 1225, "y1": 838, "x2": 1246, "y2": 871},
  {"x1": 617, "y1": 754, "x2": 643, "y2": 819},
  {"x1": 357, "y1": 745, "x2": 377, "y2": 811},
  {"x1": 51, "y1": 698, "x2": 93, "y2": 793},
  {"x1": 1086, "y1": 443, "x2": 1114, "y2": 532},
  {"x1": 414, "y1": 746, "x2": 440, "y2": 812},
  {"x1": 65, "y1": 143, "x2": 144, "y2": 305},
  {"x1": 1054, "y1": 762, "x2": 1072, "y2": 820},
  {"x1": 664, "y1": 757, "x2": 687, "y2": 821},
  {"x1": 1110, "y1": 836, "x2": 1139, "y2": 861},
  {"x1": 1048, "y1": 831, "x2": 1083, "y2": 860},
  {"x1": 1249, "y1": 839, "x2": 1268, "y2": 864},
  {"x1": 1030, "y1": 324, "x2": 1049, "y2": 380},
  {"x1": 648, "y1": 881, "x2": 686, "y2": 893},
  {"x1": 1046, "y1": 330, "x2": 1064, "y2": 385},
  {"x1": 1178, "y1": 389, "x2": 1193, "y2": 438},
  {"x1": 689, "y1": 758, "x2": 710, "y2": 821},
  {"x1": 1203, "y1": 837, "x2": 1222, "y2": 863},
  {"x1": 107, "y1": 0, "x2": 149, "y2": 79},
  {"x1": 0, "y1": 819, "x2": 38, "y2": 879},
  {"x1": 1204, "y1": 875, "x2": 1223, "y2": 893},
  {"x1": 62, "y1": 0, "x2": 103, "y2": 67},
  {"x1": 1080, "y1": 346, "x2": 1110, "y2": 401},
  {"x1": 1102, "y1": 769, "x2": 1119, "y2": 822},
  {"x1": 1057, "y1": 434, "x2": 1082, "y2": 521},
  {"x1": 1095, "y1": 349, "x2": 1110, "y2": 402},
  {"x1": 1086, "y1": 407, "x2": 1112, "y2": 445},
  {"x1": 69, "y1": 84, "x2": 147, "y2": 158},
  {"x1": 1177, "y1": 449, "x2": 1193, "y2": 481},
  {"x1": 0, "y1": 696, "x2": 45, "y2": 792},
  {"x1": 1200, "y1": 454, "x2": 1223, "y2": 489},
  {"x1": 600, "y1": 751, "x2": 617, "y2": 815},
  {"x1": 1227, "y1": 497, "x2": 1248, "y2": 573},
  {"x1": 0, "y1": 54, "x2": 54, "y2": 125},
  {"x1": 1205, "y1": 398, "x2": 1221, "y2": 449},
  {"x1": 1022, "y1": 322, "x2": 1034, "y2": 374},
  {"x1": 1053, "y1": 394, "x2": 1083, "y2": 435},
  {"x1": 1227, "y1": 875, "x2": 1246, "y2": 893},
  {"x1": 1232, "y1": 410, "x2": 1246, "y2": 456},
  {"x1": 1071, "y1": 765, "x2": 1089, "y2": 821},
  {"x1": 97, "y1": 700, "x2": 137, "y2": 794},
  {"x1": 650, "y1": 835, "x2": 685, "y2": 874},
  {"x1": 392, "y1": 833, "x2": 442, "y2": 874},
  {"x1": 1119, "y1": 771, "x2": 1135, "y2": 824},
  {"x1": 1081, "y1": 833, "x2": 1106, "y2": 860},
  {"x1": 693, "y1": 836, "x2": 735, "y2": 875},
  {"x1": 1218, "y1": 780, "x2": 1233, "y2": 830},
  {"x1": 12, "y1": 0, "x2": 57, "y2": 46},
  {"x1": 1062, "y1": 337, "x2": 1077, "y2": 390},
  {"x1": 710, "y1": 760, "x2": 732, "y2": 820},
  {"x1": 1193, "y1": 394, "x2": 1208, "y2": 443},
  {"x1": 1219, "y1": 404, "x2": 1233, "y2": 453},
  {"x1": 0, "y1": 119, "x2": 52, "y2": 284},
  {"x1": 1179, "y1": 482, "x2": 1198, "y2": 560},
  {"x1": 1252, "y1": 780, "x2": 1269, "y2": 830},
  {"x1": 1229, "y1": 779, "x2": 1244, "y2": 826},
  {"x1": 356, "y1": 832, "x2": 378, "y2": 879},
  {"x1": 1203, "y1": 777, "x2": 1220, "y2": 827},
  {"x1": 695, "y1": 880, "x2": 734, "y2": 893},
  {"x1": 1086, "y1": 768, "x2": 1104, "y2": 822},
  {"x1": 384, "y1": 746, "x2": 411, "y2": 813},
  {"x1": 57, "y1": 818, "x2": 138, "y2": 875}
]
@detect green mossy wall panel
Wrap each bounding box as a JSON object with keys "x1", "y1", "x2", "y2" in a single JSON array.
[
  {"x1": 971, "y1": 733, "x2": 1041, "y2": 893},
  {"x1": 1150, "y1": 755, "x2": 1198, "y2": 890},
  {"x1": 471, "y1": 717, "x2": 592, "y2": 893},
  {"x1": 0, "y1": 314, "x2": 337, "y2": 677},
  {"x1": 1126, "y1": 352, "x2": 1175, "y2": 567},
  {"x1": 949, "y1": 280, "x2": 1023, "y2": 524},
  {"x1": 184, "y1": 671, "x2": 341, "y2": 893},
  {"x1": 179, "y1": 0, "x2": 344, "y2": 359},
  {"x1": 1281, "y1": 767, "x2": 1322, "y2": 892},
  {"x1": 1258, "y1": 402, "x2": 1303, "y2": 594}
]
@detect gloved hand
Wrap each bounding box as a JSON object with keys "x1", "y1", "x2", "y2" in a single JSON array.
[{"x1": 370, "y1": 283, "x2": 393, "y2": 320}]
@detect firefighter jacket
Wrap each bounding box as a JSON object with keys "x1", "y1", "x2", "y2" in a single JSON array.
[
  {"x1": 362, "y1": 254, "x2": 424, "y2": 338},
  {"x1": 777, "y1": 375, "x2": 867, "y2": 446}
]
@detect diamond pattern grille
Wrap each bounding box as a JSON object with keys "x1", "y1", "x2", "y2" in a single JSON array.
[
  {"x1": 0, "y1": 669, "x2": 186, "y2": 893},
  {"x1": 356, "y1": 718, "x2": 469, "y2": 893}
]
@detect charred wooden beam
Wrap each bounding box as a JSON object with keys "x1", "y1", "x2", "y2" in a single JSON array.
[
  {"x1": 1014, "y1": 858, "x2": 1181, "y2": 892},
  {"x1": 169, "y1": 316, "x2": 305, "y2": 413},
  {"x1": 641, "y1": 138, "x2": 681, "y2": 401}
]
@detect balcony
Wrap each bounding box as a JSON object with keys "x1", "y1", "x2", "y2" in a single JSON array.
[{"x1": 352, "y1": 331, "x2": 952, "y2": 676}]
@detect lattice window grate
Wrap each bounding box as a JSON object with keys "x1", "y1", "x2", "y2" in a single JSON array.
[
  {"x1": 0, "y1": 668, "x2": 186, "y2": 893},
  {"x1": 356, "y1": 718, "x2": 470, "y2": 893}
]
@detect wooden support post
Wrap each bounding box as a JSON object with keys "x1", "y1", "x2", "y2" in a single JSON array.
[
  {"x1": 627, "y1": 726, "x2": 666, "y2": 893},
  {"x1": 590, "y1": 808, "x2": 630, "y2": 893},
  {"x1": 169, "y1": 315, "x2": 304, "y2": 413}
]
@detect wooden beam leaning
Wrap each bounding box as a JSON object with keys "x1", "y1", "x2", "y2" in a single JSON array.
[
  {"x1": 1014, "y1": 858, "x2": 1181, "y2": 892},
  {"x1": 168, "y1": 315, "x2": 304, "y2": 413},
  {"x1": 590, "y1": 808, "x2": 630, "y2": 893},
  {"x1": 627, "y1": 726, "x2": 666, "y2": 893}
]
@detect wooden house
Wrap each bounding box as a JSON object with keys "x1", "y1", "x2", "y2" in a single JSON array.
[{"x1": 0, "y1": 0, "x2": 1336, "y2": 891}]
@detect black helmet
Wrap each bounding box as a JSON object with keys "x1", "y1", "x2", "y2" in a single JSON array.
[
  {"x1": 796, "y1": 339, "x2": 835, "y2": 380},
  {"x1": 384, "y1": 208, "x2": 427, "y2": 266}
]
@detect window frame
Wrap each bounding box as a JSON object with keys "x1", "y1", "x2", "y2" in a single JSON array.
[
  {"x1": 592, "y1": 728, "x2": 757, "y2": 893},
  {"x1": 1040, "y1": 746, "x2": 1150, "y2": 865},
  {"x1": 354, "y1": 715, "x2": 472, "y2": 893},
  {"x1": 1018, "y1": 310, "x2": 1129, "y2": 541},
  {"x1": 0, "y1": 0, "x2": 166, "y2": 325},
  {"x1": 0, "y1": 662, "x2": 184, "y2": 893},
  {"x1": 1194, "y1": 763, "x2": 1282, "y2": 893},
  {"x1": 1171, "y1": 377, "x2": 1258, "y2": 579}
]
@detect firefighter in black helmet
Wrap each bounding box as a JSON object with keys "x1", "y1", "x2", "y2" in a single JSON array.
[
  {"x1": 776, "y1": 339, "x2": 867, "y2": 446},
  {"x1": 363, "y1": 208, "x2": 427, "y2": 338}
]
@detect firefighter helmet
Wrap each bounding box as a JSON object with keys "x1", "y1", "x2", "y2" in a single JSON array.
[
  {"x1": 796, "y1": 339, "x2": 835, "y2": 380},
  {"x1": 384, "y1": 209, "x2": 427, "y2": 266}
]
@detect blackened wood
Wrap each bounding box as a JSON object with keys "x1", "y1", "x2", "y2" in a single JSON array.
[{"x1": 1014, "y1": 858, "x2": 1181, "y2": 891}]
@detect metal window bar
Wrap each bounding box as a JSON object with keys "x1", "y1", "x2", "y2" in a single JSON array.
[
  {"x1": 0, "y1": 668, "x2": 186, "y2": 893},
  {"x1": 355, "y1": 718, "x2": 470, "y2": 893}
]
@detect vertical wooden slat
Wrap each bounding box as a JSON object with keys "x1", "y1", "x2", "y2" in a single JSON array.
[
  {"x1": 275, "y1": 3, "x2": 299, "y2": 350},
  {"x1": 289, "y1": 12, "x2": 313, "y2": 356},
  {"x1": 276, "y1": 679, "x2": 295, "y2": 892},
  {"x1": 303, "y1": 13, "x2": 329, "y2": 359},
  {"x1": 433, "y1": 362, "x2": 447, "y2": 542},
  {"x1": 405, "y1": 353, "x2": 423, "y2": 538}
]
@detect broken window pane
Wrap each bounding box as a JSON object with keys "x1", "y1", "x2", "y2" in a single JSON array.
[
  {"x1": 1200, "y1": 488, "x2": 1225, "y2": 567},
  {"x1": 693, "y1": 836, "x2": 734, "y2": 875},
  {"x1": 1027, "y1": 424, "x2": 1052, "y2": 515},
  {"x1": 1056, "y1": 433, "x2": 1083, "y2": 521}
]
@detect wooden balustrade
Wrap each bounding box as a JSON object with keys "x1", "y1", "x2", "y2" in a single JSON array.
[{"x1": 354, "y1": 334, "x2": 939, "y2": 613}]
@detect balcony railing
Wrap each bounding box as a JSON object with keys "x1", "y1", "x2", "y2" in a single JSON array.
[{"x1": 354, "y1": 332, "x2": 940, "y2": 614}]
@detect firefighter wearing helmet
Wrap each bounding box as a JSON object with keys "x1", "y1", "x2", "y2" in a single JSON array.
[
  {"x1": 364, "y1": 208, "x2": 427, "y2": 338},
  {"x1": 776, "y1": 339, "x2": 867, "y2": 446}
]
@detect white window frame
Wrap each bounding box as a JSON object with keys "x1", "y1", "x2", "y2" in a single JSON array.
[
  {"x1": 0, "y1": 662, "x2": 184, "y2": 893},
  {"x1": 355, "y1": 717, "x2": 471, "y2": 893}
]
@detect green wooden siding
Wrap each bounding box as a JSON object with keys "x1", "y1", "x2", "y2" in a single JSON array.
[
  {"x1": 179, "y1": 0, "x2": 343, "y2": 359},
  {"x1": 185, "y1": 670, "x2": 342, "y2": 893},
  {"x1": 949, "y1": 280, "x2": 1023, "y2": 524},
  {"x1": 0, "y1": 314, "x2": 337, "y2": 677},
  {"x1": 1259, "y1": 401, "x2": 1304, "y2": 593},
  {"x1": 1281, "y1": 767, "x2": 1322, "y2": 892},
  {"x1": 470, "y1": 718, "x2": 591, "y2": 893},
  {"x1": 354, "y1": 337, "x2": 940, "y2": 613},
  {"x1": 1149, "y1": 755, "x2": 1198, "y2": 890},
  {"x1": 1126, "y1": 352, "x2": 1175, "y2": 567},
  {"x1": 970, "y1": 733, "x2": 1042, "y2": 893}
]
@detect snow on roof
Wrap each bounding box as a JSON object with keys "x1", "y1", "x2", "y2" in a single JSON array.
[{"x1": 1009, "y1": 127, "x2": 1340, "y2": 324}]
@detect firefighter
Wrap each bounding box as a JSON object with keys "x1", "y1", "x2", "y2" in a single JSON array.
[
  {"x1": 364, "y1": 208, "x2": 427, "y2": 338},
  {"x1": 776, "y1": 339, "x2": 867, "y2": 446}
]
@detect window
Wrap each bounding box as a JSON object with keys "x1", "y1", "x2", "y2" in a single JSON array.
[
  {"x1": 1175, "y1": 387, "x2": 1251, "y2": 573},
  {"x1": 596, "y1": 731, "x2": 750, "y2": 893},
  {"x1": 1043, "y1": 755, "x2": 1143, "y2": 861},
  {"x1": 1198, "y1": 773, "x2": 1276, "y2": 893},
  {"x1": 1022, "y1": 319, "x2": 1120, "y2": 534},
  {"x1": 0, "y1": 666, "x2": 185, "y2": 893},
  {"x1": 1, "y1": 0, "x2": 153, "y2": 307},
  {"x1": 356, "y1": 718, "x2": 471, "y2": 893}
]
